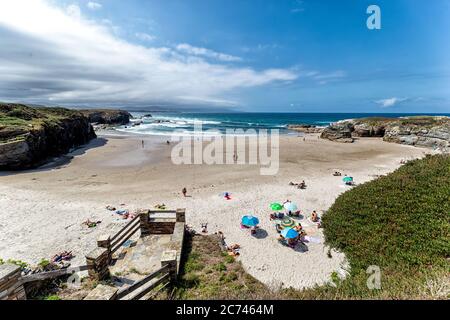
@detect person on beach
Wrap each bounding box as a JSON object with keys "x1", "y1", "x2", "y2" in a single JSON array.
[
  {"x1": 233, "y1": 151, "x2": 238, "y2": 163},
  {"x1": 182, "y1": 187, "x2": 187, "y2": 197},
  {"x1": 298, "y1": 180, "x2": 306, "y2": 189},
  {"x1": 311, "y1": 211, "x2": 319, "y2": 222},
  {"x1": 141, "y1": 140, "x2": 144, "y2": 148}
]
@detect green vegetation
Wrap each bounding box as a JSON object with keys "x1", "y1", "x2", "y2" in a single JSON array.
[
  {"x1": 170, "y1": 234, "x2": 272, "y2": 300},
  {"x1": 6, "y1": 259, "x2": 29, "y2": 269},
  {"x1": 0, "y1": 103, "x2": 83, "y2": 143},
  {"x1": 357, "y1": 116, "x2": 448, "y2": 127},
  {"x1": 38, "y1": 259, "x2": 51, "y2": 269}
]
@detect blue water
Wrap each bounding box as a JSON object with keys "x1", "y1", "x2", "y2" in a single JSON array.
[{"x1": 117, "y1": 112, "x2": 450, "y2": 136}]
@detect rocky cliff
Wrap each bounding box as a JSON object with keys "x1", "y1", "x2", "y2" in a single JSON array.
[
  {"x1": 79, "y1": 109, "x2": 132, "y2": 125},
  {"x1": 0, "y1": 103, "x2": 96, "y2": 170},
  {"x1": 320, "y1": 116, "x2": 450, "y2": 150}
]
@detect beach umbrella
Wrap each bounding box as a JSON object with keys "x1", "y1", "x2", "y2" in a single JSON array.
[
  {"x1": 280, "y1": 217, "x2": 296, "y2": 228},
  {"x1": 284, "y1": 202, "x2": 298, "y2": 212},
  {"x1": 281, "y1": 228, "x2": 299, "y2": 239},
  {"x1": 343, "y1": 176, "x2": 354, "y2": 183},
  {"x1": 270, "y1": 203, "x2": 283, "y2": 211},
  {"x1": 241, "y1": 215, "x2": 259, "y2": 227}
]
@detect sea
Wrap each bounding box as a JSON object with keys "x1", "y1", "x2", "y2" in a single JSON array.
[{"x1": 116, "y1": 112, "x2": 450, "y2": 137}]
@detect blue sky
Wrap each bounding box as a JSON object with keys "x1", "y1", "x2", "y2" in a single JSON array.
[{"x1": 0, "y1": 0, "x2": 449, "y2": 112}]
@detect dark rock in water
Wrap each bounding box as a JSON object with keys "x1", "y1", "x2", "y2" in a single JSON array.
[
  {"x1": 79, "y1": 109, "x2": 131, "y2": 125},
  {"x1": 320, "y1": 122, "x2": 354, "y2": 143},
  {"x1": 142, "y1": 113, "x2": 152, "y2": 118},
  {"x1": 0, "y1": 103, "x2": 96, "y2": 170}
]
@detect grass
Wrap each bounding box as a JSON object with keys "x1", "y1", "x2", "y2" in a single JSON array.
[
  {"x1": 0, "y1": 103, "x2": 84, "y2": 143},
  {"x1": 168, "y1": 234, "x2": 273, "y2": 300},
  {"x1": 356, "y1": 116, "x2": 448, "y2": 128}
]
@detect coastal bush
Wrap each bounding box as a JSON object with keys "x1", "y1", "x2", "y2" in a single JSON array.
[{"x1": 316, "y1": 154, "x2": 449, "y2": 299}]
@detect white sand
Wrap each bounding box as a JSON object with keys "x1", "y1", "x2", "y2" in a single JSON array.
[{"x1": 0, "y1": 134, "x2": 432, "y2": 290}]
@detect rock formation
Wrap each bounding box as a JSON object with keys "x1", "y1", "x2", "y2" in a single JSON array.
[
  {"x1": 320, "y1": 116, "x2": 450, "y2": 150},
  {"x1": 0, "y1": 103, "x2": 96, "y2": 170},
  {"x1": 79, "y1": 109, "x2": 132, "y2": 125}
]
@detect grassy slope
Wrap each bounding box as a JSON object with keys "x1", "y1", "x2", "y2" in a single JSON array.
[
  {"x1": 0, "y1": 103, "x2": 82, "y2": 142},
  {"x1": 174, "y1": 155, "x2": 449, "y2": 300},
  {"x1": 168, "y1": 234, "x2": 272, "y2": 300}
]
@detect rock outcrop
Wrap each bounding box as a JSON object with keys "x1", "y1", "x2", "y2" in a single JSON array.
[
  {"x1": 320, "y1": 122, "x2": 354, "y2": 143},
  {"x1": 287, "y1": 124, "x2": 324, "y2": 134},
  {"x1": 80, "y1": 109, "x2": 132, "y2": 125},
  {"x1": 0, "y1": 103, "x2": 96, "y2": 170},
  {"x1": 320, "y1": 116, "x2": 450, "y2": 150}
]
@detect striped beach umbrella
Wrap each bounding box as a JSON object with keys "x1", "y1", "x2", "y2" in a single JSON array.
[
  {"x1": 281, "y1": 228, "x2": 299, "y2": 239},
  {"x1": 280, "y1": 217, "x2": 296, "y2": 228}
]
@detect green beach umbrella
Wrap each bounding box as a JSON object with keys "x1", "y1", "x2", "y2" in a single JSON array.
[
  {"x1": 343, "y1": 176, "x2": 354, "y2": 183},
  {"x1": 270, "y1": 203, "x2": 283, "y2": 211}
]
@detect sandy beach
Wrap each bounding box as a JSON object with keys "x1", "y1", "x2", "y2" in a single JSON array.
[{"x1": 0, "y1": 133, "x2": 432, "y2": 290}]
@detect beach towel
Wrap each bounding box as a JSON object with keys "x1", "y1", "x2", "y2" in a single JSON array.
[{"x1": 304, "y1": 236, "x2": 322, "y2": 244}]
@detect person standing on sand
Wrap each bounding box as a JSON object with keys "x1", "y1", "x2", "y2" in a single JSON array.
[
  {"x1": 182, "y1": 187, "x2": 187, "y2": 197},
  {"x1": 233, "y1": 151, "x2": 238, "y2": 163},
  {"x1": 141, "y1": 140, "x2": 144, "y2": 148}
]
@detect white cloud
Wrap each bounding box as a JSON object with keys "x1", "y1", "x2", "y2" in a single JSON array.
[
  {"x1": 135, "y1": 32, "x2": 155, "y2": 42},
  {"x1": 176, "y1": 43, "x2": 242, "y2": 62},
  {"x1": 0, "y1": 0, "x2": 297, "y2": 107},
  {"x1": 87, "y1": 2, "x2": 102, "y2": 10},
  {"x1": 375, "y1": 97, "x2": 408, "y2": 108},
  {"x1": 66, "y1": 4, "x2": 81, "y2": 19}
]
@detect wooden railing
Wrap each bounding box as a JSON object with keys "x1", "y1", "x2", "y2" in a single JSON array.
[
  {"x1": 19, "y1": 265, "x2": 91, "y2": 284},
  {"x1": 116, "y1": 264, "x2": 171, "y2": 300},
  {"x1": 110, "y1": 214, "x2": 141, "y2": 254}
]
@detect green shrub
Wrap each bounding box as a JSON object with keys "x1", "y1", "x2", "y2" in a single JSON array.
[{"x1": 320, "y1": 154, "x2": 450, "y2": 298}]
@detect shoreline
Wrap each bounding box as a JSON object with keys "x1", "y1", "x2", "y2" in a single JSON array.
[{"x1": 0, "y1": 133, "x2": 434, "y2": 290}]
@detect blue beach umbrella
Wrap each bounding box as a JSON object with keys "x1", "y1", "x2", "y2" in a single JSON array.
[
  {"x1": 241, "y1": 215, "x2": 259, "y2": 227},
  {"x1": 343, "y1": 176, "x2": 354, "y2": 183},
  {"x1": 284, "y1": 202, "x2": 298, "y2": 212},
  {"x1": 281, "y1": 228, "x2": 299, "y2": 239}
]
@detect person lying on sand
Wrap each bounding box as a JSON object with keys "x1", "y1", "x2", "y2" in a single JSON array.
[
  {"x1": 226, "y1": 244, "x2": 241, "y2": 256},
  {"x1": 333, "y1": 171, "x2": 342, "y2": 176}
]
